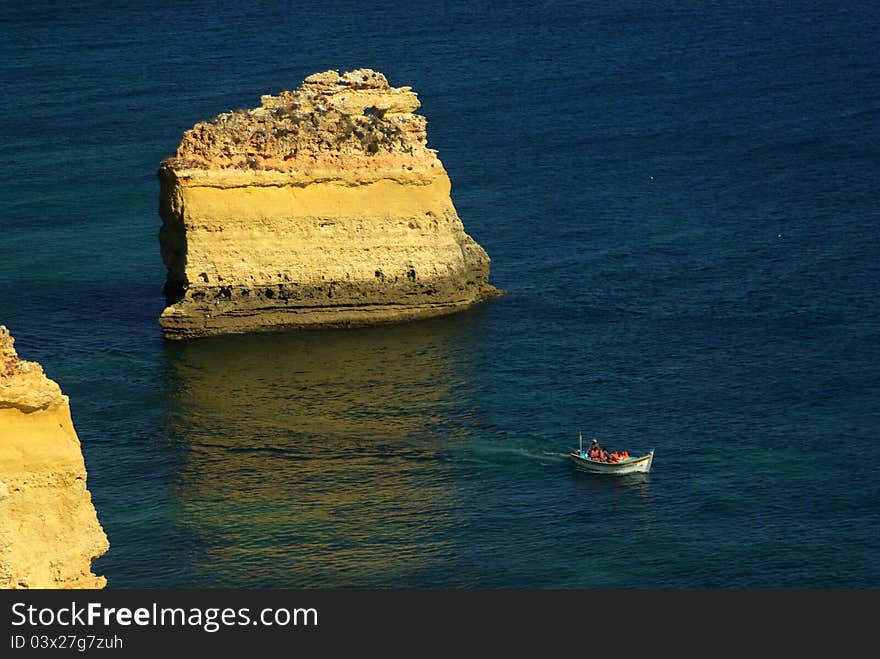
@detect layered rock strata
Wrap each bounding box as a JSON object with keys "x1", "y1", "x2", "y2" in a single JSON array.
[
  {"x1": 0, "y1": 326, "x2": 108, "y2": 589},
  {"x1": 158, "y1": 68, "x2": 500, "y2": 338}
]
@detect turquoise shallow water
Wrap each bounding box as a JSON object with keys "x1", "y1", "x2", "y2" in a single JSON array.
[{"x1": 1, "y1": 0, "x2": 878, "y2": 587}]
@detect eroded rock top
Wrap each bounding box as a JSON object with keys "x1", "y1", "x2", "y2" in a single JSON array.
[
  {"x1": 0, "y1": 326, "x2": 64, "y2": 412},
  {"x1": 164, "y1": 69, "x2": 435, "y2": 172}
]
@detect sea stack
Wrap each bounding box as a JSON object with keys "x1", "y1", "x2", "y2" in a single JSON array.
[
  {"x1": 158, "y1": 68, "x2": 500, "y2": 339},
  {"x1": 0, "y1": 326, "x2": 109, "y2": 589}
]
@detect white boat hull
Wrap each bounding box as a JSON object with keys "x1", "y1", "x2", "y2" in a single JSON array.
[{"x1": 569, "y1": 449, "x2": 654, "y2": 474}]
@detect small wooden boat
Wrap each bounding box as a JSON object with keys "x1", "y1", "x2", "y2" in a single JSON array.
[{"x1": 569, "y1": 448, "x2": 654, "y2": 474}]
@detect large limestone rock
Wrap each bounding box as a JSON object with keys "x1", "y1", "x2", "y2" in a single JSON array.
[
  {"x1": 158, "y1": 68, "x2": 500, "y2": 338},
  {"x1": 0, "y1": 326, "x2": 108, "y2": 589}
]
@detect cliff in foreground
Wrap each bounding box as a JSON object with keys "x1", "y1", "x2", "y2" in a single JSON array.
[
  {"x1": 158, "y1": 68, "x2": 500, "y2": 339},
  {"x1": 0, "y1": 326, "x2": 108, "y2": 589}
]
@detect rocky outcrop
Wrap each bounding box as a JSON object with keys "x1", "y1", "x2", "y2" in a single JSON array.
[
  {"x1": 158, "y1": 68, "x2": 500, "y2": 339},
  {"x1": 0, "y1": 326, "x2": 108, "y2": 589}
]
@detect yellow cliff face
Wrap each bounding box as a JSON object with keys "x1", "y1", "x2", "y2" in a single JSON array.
[
  {"x1": 0, "y1": 326, "x2": 108, "y2": 589},
  {"x1": 158, "y1": 68, "x2": 501, "y2": 339}
]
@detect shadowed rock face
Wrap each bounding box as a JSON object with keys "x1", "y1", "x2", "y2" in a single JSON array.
[
  {"x1": 158, "y1": 68, "x2": 500, "y2": 339},
  {"x1": 0, "y1": 326, "x2": 108, "y2": 589}
]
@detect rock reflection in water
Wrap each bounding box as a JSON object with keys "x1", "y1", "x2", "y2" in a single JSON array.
[{"x1": 160, "y1": 314, "x2": 485, "y2": 587}]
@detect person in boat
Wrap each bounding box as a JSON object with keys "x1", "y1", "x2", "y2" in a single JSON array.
[
  {"x1": 588, "y1": 438, "x2": 601, "y2": 460},
  {"x1": 619, "y1": 449, "x2": 630, "y2": 460},
  {"x1": 608, "y1": 450, "x2": 620, "y2": 463},
  {"x1": 599, "y1": 448, "x2": 610, "y2": 462}
]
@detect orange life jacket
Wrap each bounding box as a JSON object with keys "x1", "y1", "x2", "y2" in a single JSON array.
[{"x1": 620, "y1": 450, "x2": 629, "y2": 459}]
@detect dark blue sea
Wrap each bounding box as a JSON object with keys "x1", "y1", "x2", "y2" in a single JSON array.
[{"x1": 1, "y1": 0, "x2": 878, "y2": 588}]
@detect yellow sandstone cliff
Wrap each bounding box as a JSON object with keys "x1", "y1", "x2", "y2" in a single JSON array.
[
  {"x1": 158, "y1": 68, "x2": 500, "y2": 338},
  {"x1": 0, "y1": 326, "x2": 108, "y2": 589}
]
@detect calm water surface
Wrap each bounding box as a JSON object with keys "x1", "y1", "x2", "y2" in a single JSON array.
[{"x1": 0, "y1": 0, "x2": 878, "y2": 587}]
